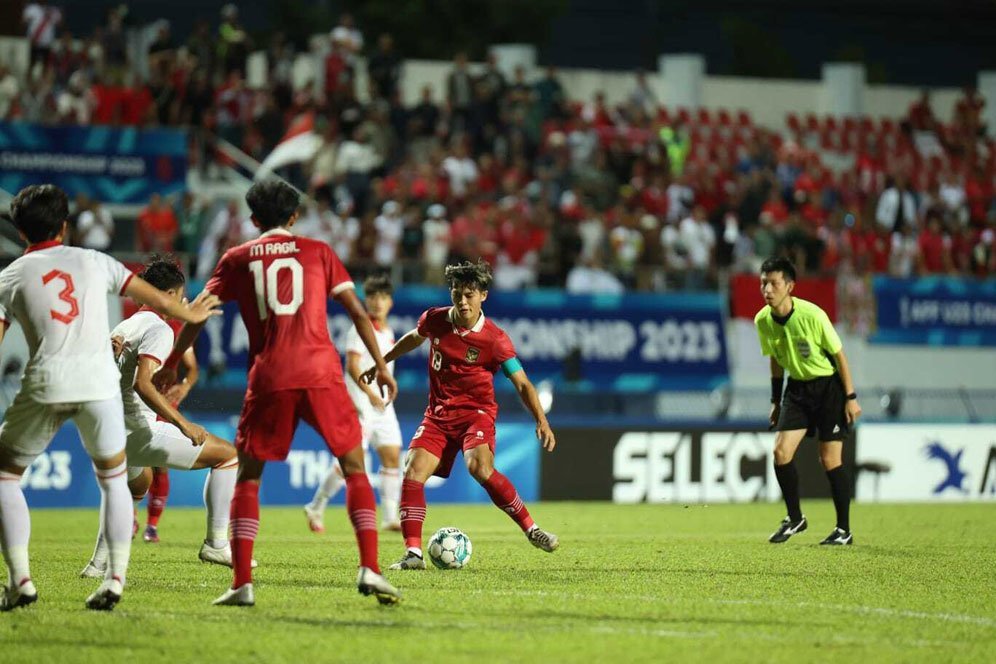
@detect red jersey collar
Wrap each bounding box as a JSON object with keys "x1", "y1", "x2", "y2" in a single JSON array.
[
  {"x1": 24, "y1": 240, "x2": 63, "y2": 254},
  {"x1": 370, "y1": 316, "x2": 384, "y2": 332},
  {"x1": 138, "y1": 305, "x2": 169, "y2": 322},
  {"x1": 448, "y1": 307, "x2": 486, "y2": 335}
]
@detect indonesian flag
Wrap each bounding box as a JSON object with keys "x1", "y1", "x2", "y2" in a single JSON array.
[{"x1": 255, "y1": 111, "x2": 323, "y2": 179}]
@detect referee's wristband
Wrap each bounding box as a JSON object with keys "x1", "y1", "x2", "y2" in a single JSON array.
[
  {"x1": 846, "y1": 392, "x2": 858, "y2": 400},
  {"x1": 770, "y1": 377, "x2": 783, "y2": 404}
]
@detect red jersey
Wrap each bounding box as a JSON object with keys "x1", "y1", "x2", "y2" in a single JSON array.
[
  {"x1": 205, "y1": 228, "x2": 354, "y2": 395},
  {"x1": 416, "y1": 306, "x2": 516, "y2": 420}
]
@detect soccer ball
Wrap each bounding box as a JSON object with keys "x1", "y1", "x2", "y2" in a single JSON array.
[{"x1": 427, "y1": 527, "x2": 472, "y2": 569}]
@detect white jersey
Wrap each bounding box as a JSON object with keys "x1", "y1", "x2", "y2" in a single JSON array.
[
  {"x1": 111, "y1": 310, "x2": 174, "y2": 427},
  {"x1": 344, "y1": 320, "x2": 395, "y2": 419},
  {"x1": 0, "y1": 243, "x2": 133, "y2": 403}
]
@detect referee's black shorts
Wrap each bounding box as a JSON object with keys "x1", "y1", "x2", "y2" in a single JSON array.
[{"x1": 776, "y1": 375, "x2": 848, "y2": 442}]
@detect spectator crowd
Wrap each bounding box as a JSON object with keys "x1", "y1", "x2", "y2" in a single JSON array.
[{"x1": 3, "y1": 1, "x2": 996, "y2": 295}]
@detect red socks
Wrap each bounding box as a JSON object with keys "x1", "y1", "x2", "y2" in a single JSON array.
[
  {"x1": 344, "y1": 473, "x2": 380, "y2": 573},
  {"x1": 482, "y1": 471, "x2": 535, "y2": 532},
  {"x1": 400, "y1": 479, "x2": 426, "y2": 550},
  {"x1": 146, "y1": 468, "x2": 169, "y2": 527},
  {"x1": 229, "y1": 481, "x2": 259, "y2": 589}
]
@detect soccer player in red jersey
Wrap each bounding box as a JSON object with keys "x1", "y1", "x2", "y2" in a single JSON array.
[
  {"x1": 361, "y1": 260, "x2": 559, "y2": 570},
  {"x1": 156, "y1": 181, "x2": 401, "y2": 606}
]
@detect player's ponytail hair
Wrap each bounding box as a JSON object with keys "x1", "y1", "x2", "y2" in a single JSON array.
[
  {"x1": 141, "y1": 255, "x2": 186, "y2": 292},
  {"x1": 444, "y1": 259, "x2": 493, "y2": 292}
]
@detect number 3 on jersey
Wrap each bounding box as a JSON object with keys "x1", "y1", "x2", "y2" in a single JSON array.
[
  {"x1": 248, "y1": 258, "x2": 304, "y2": 319},
  {"x1": 42, "y1": 269, "x2": 80, "y2": 324}
]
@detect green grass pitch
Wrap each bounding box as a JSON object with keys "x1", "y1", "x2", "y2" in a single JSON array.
[{"x1": 2, "y1": 501, "x2": 994, "y2": 663}]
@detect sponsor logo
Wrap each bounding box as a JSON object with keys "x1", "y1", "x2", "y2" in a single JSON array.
[
  {"x1": 923, "y1": 441, "x2": 968, "y2": 494},
  {"x1": 833, "y1": 424, "x2": 840, "y2": 434},
  {"x1": 466, "y1": 347, "x2": 480, "y2": 363},
  {"x1": 476, "y1": 430, "x2": 484, "y2": 438},
  {"x1": 612, "y1": 431, "x2": 777, "y2": 503}
]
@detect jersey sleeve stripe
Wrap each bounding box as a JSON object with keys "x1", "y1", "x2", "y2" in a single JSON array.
[
  {"x1": 119, "y1": 272, "x2": 135, "y2": 296},
  {"x1": 331, "y1": 280, "x2": 355, "y2": 296},
  {"x1": 332, "y1": 281, "x2": 356, "y2": 296},
  {"x1": 138, "y1": 353, "x2": 164, "y2": 366}
]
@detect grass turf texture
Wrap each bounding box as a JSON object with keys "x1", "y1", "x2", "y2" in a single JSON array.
[{"x1": 2, "y1": 502, "x2": 994, "y2": 663}]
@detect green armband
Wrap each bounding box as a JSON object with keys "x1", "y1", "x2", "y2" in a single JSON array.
[{"x1": 501, "y1": 357, "x2": 523, "y2": 377}]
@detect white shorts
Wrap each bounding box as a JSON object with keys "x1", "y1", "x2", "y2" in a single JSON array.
[
  {"x1": 0, "y1": 391, "x2": 126, "y2": 467},
  {"x1": 359, "y1": 404, "x2": 403, "y2": 450},
  {"x1": 125, "y1": 418, "x2": 205, "y2": 474}
]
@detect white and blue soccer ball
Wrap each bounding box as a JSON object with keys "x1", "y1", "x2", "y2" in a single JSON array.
[{"x1": 427, "y1": 527, "x2": 472, "y2": 569}]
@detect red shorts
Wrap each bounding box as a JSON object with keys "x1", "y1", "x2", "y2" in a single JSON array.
[
  {"x1": 235, "y1": 388, "x2": 362, "y2": 462},
  {"x1": 410, "y1": 409, "x2": 496, "y2": 478}
]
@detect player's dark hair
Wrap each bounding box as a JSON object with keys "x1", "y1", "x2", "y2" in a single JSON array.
[
  {"x1": 363, "y1": 274, "x2": 393, "y2": 297},
  {"x1": 140, "y1": 256, "x2": 186, "y2": 292},
  {"x1": 760, "y1": 256, "x2": 797, "y2": 282},
  {"x1": 6, "y1": 184, "x2": 69, "y2": 244},
  {"x1": 444, "y1": 259, "x2": 493, "y2": 292},
  {"x1": 245, "y1": 180, "x2": 300, "y2": 230}
]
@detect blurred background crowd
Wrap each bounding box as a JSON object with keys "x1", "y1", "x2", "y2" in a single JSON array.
[{"x1": 2, "y1": 1, "x2": 995, "y2": 304}]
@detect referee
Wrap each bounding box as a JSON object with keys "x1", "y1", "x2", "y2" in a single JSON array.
[{"x1": 754, "y1": 257, "x2": 862, "y2": 545}]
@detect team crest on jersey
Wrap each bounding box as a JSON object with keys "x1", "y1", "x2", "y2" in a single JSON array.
[
  {"x1": 796, "y1": 339, "x2": 812, "y2": 358},
  {"x1": 465, "y1": 347, "x2": 480, "y2": 363}
]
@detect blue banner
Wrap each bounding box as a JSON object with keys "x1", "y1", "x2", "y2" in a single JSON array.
[
  {"x1": 872, "y1": 276, "x2": 996, "y2": 346},
  {"x1": 198, "y1": 286, "x2": 730, "y2": 391},
  {"x1": 22, "y1": 415, "x2": 539, "y2": 508},
  {"x1": 0, "y1": 121, "x2": 187, "y2": 204}
]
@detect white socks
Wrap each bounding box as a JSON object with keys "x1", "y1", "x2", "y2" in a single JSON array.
[
  {"x1": 94, "y1": 461, "x2": 132, "y2": 586},
  {"x1": 378, "y1": 467, "x2": 401, "y2": 523},
  {"x1": 204, "y1": 461, "x2": 238, "y2": 548},
  {"x1": 0, "y1": 470, "x2": 31, "y2": 588},
  {"x1": 309, "y1": 463, "x2": 346, "y2": 512}
]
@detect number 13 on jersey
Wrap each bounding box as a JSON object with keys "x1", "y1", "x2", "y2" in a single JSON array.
[{"x1": 248, "y1": 258, "x2": 304, "y2": 319}]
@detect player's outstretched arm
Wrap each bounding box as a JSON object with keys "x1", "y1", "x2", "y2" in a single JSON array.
[
  {"x1": 166, "y1": 348, "x2": 199, "y2": 406},
  {"x1": 125, "y1": 278, "x2": 222, "y2": 325},
  {"x1": 359, "y1": 328, "x2": 425, "y2": 385},
  {"x1": 134, "y1": 356, "x2": 208, "y2": 446},
  {"x1": 769, "y1": 356, "x2": 784, "y2": 430},
  {"x1": 153, "y1": 316, "x2": 209, "y2": 392},
  {"x1": 338, "y1": 288, "x2": 398, "y2": 403},
  {"x1": 507, "y1": 365, "x2": 556, "y2": 452},
  {"x1": 834, "y1": 349, "x2": 862, "y2": 424},
  {"x1": 346, "y1": 351, "x2": 385, "y2": 412}
]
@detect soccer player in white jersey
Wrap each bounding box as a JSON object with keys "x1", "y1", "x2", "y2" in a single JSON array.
[
  {"x1": 0, "y1": 185, "x2": 220, "y2": 611},
  {"x1": 80, "y1": 258, "x2": 247, "y2": 579},
  {"x1": 304, "y1": 275, "x2": 404, "y2": 533}
]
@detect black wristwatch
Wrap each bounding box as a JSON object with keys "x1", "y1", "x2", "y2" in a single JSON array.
[{"x1": 846, "y1": 392, "x2": 858, "y2": 400}]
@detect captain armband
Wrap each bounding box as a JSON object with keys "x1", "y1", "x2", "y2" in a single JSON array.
[{"x1": 501, "y1": 357, "x2": 523, "y2": 377}]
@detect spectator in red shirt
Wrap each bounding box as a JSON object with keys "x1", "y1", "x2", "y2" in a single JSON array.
[
  {"x1": 917, "y1": 211, "x2": 950, "y2": 274},
  {"x1": 137, "y1": 193, "x2": 179, "y2": 252},
  {"x1": 906, "y1": 90, "x2": 938, "y2": 133},
  {"x1": 760, "y1": 188, "x2": 789, "y2": 227}
]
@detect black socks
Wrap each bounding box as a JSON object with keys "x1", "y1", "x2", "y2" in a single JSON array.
[
  {"x1": 826, "y1": 466, "x2": 851, "y2": 532},
  {"x1": 774, "y1": 461, "x2": 802, "y2": 522}
]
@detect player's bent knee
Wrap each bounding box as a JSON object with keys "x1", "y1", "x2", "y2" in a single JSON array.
[
  {"x1": 465, "y1": 457, "x2": 494, "y2": 482},
  {"x1": 92, "y1": 449, "x2": 127, "y2": 470}
]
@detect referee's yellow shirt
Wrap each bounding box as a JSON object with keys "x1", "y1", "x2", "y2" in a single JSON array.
[{"x1": 754, "y1": 297, "x2": 843, "y2": 381}]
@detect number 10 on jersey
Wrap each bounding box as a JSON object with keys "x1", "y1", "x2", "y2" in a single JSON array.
[{"x1": 249, "y1": 258, "x2": 304, "y2": 319}]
